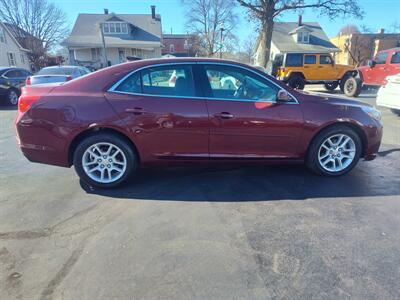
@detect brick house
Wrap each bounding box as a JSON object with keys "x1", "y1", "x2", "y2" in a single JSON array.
[
  {"x1": 162, "y1": 34, "x2": 199, "y2": 57},
  {"x1": 330, "y1": 29, "x2": 400, "y2": 66}
]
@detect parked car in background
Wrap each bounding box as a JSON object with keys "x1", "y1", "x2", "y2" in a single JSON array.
[
  {"x1": 342, "y1": 48, "x2": 400, "y2": 97},
  {"x1": 15, "y1": 58, "x2": 382, "y2": 188},
  {"x1": 0, "y1": 67, "x2": 32, "y2": 105},
  {"x1": 377, "y1": 73, "x2": 400, "y2": 115},
  {"x1": 26, "y1": 66, "x2": 91, "y2": 86},
  {"x1": 273, "y1": 53, "x2": 354, "y2": 91}
]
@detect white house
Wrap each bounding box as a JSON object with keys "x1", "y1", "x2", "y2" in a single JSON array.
[
  {"x1": 62, "y1": 6, "x2": 162, "y2": 69},
  {"x1": 253, "y1": 16, "x2": 339, "y2": 66},
  {"x1": 0, "y1": 22, "x2": 30, "y2": 70}
]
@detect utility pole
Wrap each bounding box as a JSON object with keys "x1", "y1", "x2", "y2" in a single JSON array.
[
  {"x1": 219, "y1": 23, "x2": 225, "y2": 59},
  {"x1": 100, "y1": 23, "x2": 108, "y2": 67}
]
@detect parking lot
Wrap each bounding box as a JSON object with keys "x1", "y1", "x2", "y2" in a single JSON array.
[{"x1": 1, "y1": 88, "x2": 400, "y2": 299}]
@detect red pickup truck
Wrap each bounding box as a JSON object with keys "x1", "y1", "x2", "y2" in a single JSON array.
[{"x1": 341, "y1": 48, "x2": 400, "y2": 97}]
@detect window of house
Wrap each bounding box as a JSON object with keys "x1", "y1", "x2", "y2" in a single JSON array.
[
  {"x1": 0, "y1": 27, "x2": 6, "y2": 43},
  {"x1": 91, "y1": 48, "x2": 100, "y2": 60},
  {"x1": 103, "y1": 22, "x2": 128, "y2": 34},
  {"x1": 7, "y1": 53, "x2": 16, "y2": 66},
  {"x1": 297, "y1": 32, "x2": 309, "y2": 43},
  {"x1": 103, "y1": 23, "x2": 110, "y2": 33},
  {"x1": 390, "y1": 51, "x2": 400, "y2": 64},
  {"x1": 320, "y1": 55, "x2": 333, "y2": 64},
  {"x1": 304, "y1": 55, "x2": 316, "y2": 64},
  {"x1": 169, "y1": 44, "x2": 175, "y2": 53},
  {"x1": 204, "y1": 65, "x2": 279, "y2": 102},
  {"x1": 375, "y1": 52, "x2": 388, "y2": 64}
]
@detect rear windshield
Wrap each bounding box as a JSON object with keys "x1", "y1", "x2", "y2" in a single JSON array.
[{"x1": 37, "y1": 67, "x2": 75, "y2": 75}]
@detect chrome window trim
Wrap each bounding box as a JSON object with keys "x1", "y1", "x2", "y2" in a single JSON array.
[{"x1": 108, "y1": 61, "x2": 299, "y2": 104}]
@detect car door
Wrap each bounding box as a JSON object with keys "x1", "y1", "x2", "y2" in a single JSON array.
[
  {"x1": 318, "y1": 54, "x2": 336, "y2": 80},
  {"x1": 365, "y1": 51, "x2": 389, "y2": 85},
  {"x1": 200, "y1": 64, "x2": 304, "y2": 158},
  {"x1": 105, "y1": 63, "x2": 210, "y2": 160},
  {"x1": 386, "y1": 50, "x2": 400, "y2": 77},
  {"x1": 303, "y1": 54, "x2": 318, "y2": 80}
]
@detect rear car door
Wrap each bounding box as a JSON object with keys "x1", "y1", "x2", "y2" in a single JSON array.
[
  {"x1": 105, "y1": 64, "x2": 210, "y2": 160},
  {"x1": 303, "y1": 54, "x2": 318, "y2": 80},
  {"x1": 200, "y1": 64, "x2": 304, "y2": 158}
]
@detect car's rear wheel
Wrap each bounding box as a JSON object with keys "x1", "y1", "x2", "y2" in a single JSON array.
[
  {"x1": 288, "y1": 75, "x2": 305, "y2": 90},
  {"x1": 73, "y1": 133, "x2": 137, "y2": 188},
  {"x1": 307, "y1": 125, "x2": 362, "y2": 176},
  {"x1": 6, "y1": 89, "x2": 19, "y2": 106},
  {"x1": 324, "y1": 81, "x2": 339, "y2": 91},
  {"x1": 343, "y1": 76, "x2": 362, "y2": 97}
]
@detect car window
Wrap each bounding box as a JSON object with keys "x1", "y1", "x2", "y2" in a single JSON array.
[
  {"x1": 4, "y1": 70, "x2": 20, "y2": 78},
  {"x1": 390, "y1": 51, "x2": 400, "y2": 64},
  {"x1": 141, "y1": 65, "x2": 195, "y2": 97},
  {"x1": 285, "y1": 54, "x2": 303, "y2": 67},
  {"x1": 320, "y1": 55, "x2": 333, "y2": 65},
  {"x1": 375, "y1": 52, "x2": 388, "y2": 64},
  {"x1": 304, "y1": 55, "x2": 316, "y2": 64},
  {"x1": 115, "y1": 72, "x2": 142, "y2": 94},
  {"x1": 204, "y1": 65, "x2": 279, "y2": 102},
  {"x1": 20, "y1": 70, "x2": 31, "y2": 77},
  {"x1": 37, "y1": 67, "x2": 75, "y2": 75}
]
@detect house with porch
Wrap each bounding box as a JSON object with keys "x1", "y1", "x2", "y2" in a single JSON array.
[
  {"x1": 62, "y1": 6, "x2": 162, "y2": 70},
  {"x1": 253, "y1": 16, "x2": 339, "y2": 66}
]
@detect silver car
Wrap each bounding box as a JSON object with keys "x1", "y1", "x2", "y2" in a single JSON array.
[{"x1": 27, "y1": 66, "x2": 91, "y2": 86}]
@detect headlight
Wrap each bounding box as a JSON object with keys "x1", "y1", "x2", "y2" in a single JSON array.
[{"x1": 361, "y1": 106, "x2": 381, "y2": 121}]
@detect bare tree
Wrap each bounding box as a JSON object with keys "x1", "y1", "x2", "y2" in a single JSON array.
[
  {"x1": 242, "y1": 35, "x2": 256, "y2": 64},
  {"x1": 237, "y1": 0, "x2": 363, "y2": 67},
  {"x1": 338, "y1": 24, "x2": 360, "y2": 35},
  {"x1": 0, "y1": 0, "x2": 69, "y2": 70},
  {"x1": 181, "y1": 0, "x2": 238, "y2": 57}
]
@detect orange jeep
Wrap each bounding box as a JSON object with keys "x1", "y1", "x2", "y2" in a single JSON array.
[{"x1": 272, "y1": 53, "x2": 354, "y2": 91}]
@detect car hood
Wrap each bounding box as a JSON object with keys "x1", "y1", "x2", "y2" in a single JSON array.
[{"x1": 298, "y1": 90, "x2": 373, "y2": 108}]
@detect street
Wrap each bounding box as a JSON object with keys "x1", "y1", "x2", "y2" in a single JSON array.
[{"x1": 1, "y1": 88, "x2": 400, "y2": 299}]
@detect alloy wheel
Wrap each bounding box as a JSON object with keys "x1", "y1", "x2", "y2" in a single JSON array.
[
  {"x1": 318, "y1": 134, "x2": 356, "y2": 173},
  {"x1": 82, "y1": 142, "x2": 127, "y2": 183},
  {"x1": 8, "y1": 90, "x2": 19, "y2": 105}
]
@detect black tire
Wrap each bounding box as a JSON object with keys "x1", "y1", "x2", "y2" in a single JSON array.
[
  {"x1": 306, "y1": 125, "x2": 362, "y2": 176},
  {"x1": 391, "y1": 109, "x2": 400, "y2": 116},
  {"x1": 6, "y1": 88, "x2": 19, "y2": 106},
  {"x1": 288, "y1": 75, "x2": 305, "y2": 90},
  {"x1": 73, "y1": 133, "x2": 138, "y2": 188},
  {"x1": 343, "y1": 76, "x2": 362, "y2": 97},
  {"x1": 324, "y1": 81, "x2": 339, "y2": 91}
]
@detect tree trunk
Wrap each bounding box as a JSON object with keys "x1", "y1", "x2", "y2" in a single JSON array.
[{"x1": 259, "y1": 18, "x2": 274, "y2": 68}]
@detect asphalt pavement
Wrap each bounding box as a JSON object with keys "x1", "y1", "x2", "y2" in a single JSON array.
[{"x1": 1, "y1": 88, "x2": 400, "y2": 299}]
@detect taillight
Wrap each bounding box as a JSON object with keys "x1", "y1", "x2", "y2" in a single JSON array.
[
  {"x1": 18, "y1": 95, "x2": 41, "y2": 113},
  {"x1": 26, "y1": 76, "x2": 31, "y2": 85},
  {"x1": 280, "y1": 67, "x2": 286, "y2": 73},
  {"x1": 66, "y1": 75, "x2": 73, "y2": 81}
]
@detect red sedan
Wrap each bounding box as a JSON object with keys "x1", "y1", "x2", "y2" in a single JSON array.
[{"x1": 15, "y1": 58, "x2": 383, "y2": 188}]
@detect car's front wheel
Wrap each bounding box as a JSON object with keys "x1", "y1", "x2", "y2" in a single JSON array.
[
  {"x1": 307, "y1": 126, "x2": 362, "y2": 176},
  {"x1": 73, "y1": 133, "x2": 138, "y2": 188}
]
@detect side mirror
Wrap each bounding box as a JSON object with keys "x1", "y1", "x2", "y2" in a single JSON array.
[
  {"x1": 367, "y1": 60, "x2": 376, "y2": 68},
  {"x1": 277, "y1": 89, "x2": 292, "y2": 102}
]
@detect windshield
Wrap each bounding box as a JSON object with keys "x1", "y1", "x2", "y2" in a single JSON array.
[{"x1": 37, "y1": 67, "x2": 75, "y2": 75}]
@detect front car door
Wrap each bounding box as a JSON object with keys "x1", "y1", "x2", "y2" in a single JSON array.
[
  {"x1": 318, "y1": 54, "x2": 337, "y2": 80},
  {"x1": 199, "y1": 63, "x2": 304, "y2": 159},
  {"x1": 106, "y1": 63, "x2": 209, "y2": 161},
  {"x1": 365, "y1": 51, "x2": 389, "y2": 85}
]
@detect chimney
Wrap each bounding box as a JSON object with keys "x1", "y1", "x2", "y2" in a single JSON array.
[
  {"x1": 104, "y1": 8, "x2": 109, "y2": 15},
  {"x1": 151, "y1": 5, "x2": 156, "y2": 19},
  {"x1": 379, "y1": 28, "x2": 384, "y2": 34},
  {"x1": 298, "y1": 15, "x2": 302, "y2": 26}
]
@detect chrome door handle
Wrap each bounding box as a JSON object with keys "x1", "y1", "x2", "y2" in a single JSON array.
[
  {"x1": 125, "y1": 107, "x2": 146, "y2": 115},
  {"x1": 215, "y1": 112, "x2": 234, "y2": 119}
]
